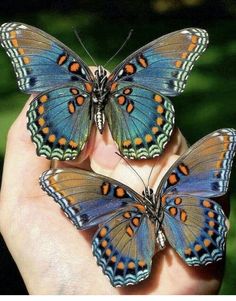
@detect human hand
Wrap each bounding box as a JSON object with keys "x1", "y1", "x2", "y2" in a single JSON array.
[{"x1": 0, "y1": 76, "x2": 227, "y2": 295}]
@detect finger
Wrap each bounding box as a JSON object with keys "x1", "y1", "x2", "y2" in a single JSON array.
[{"x1": 1, "y1": 96, "x2": 50, "y2": 201}]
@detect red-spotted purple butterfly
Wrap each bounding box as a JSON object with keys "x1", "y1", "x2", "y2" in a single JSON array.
[
  {"x1": 40, "y1": 128, "x2": 236, "y2": 287},
  {"x1": 0, "y1": 22, "x2": 209, "y2": 160}
]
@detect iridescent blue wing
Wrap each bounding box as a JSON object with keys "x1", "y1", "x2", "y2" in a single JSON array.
[
  {"x1": 40, "y1": 168, "x2": 142, "y2": 229},
  {"x1": 105, "y1": 82, "x2": 175, "y2": 159},
  {"x1": 93, "y1": 207, "x2": 155, "y2": 287},
  {"x1": 0, "y1": 22, "x2": 93, "y2": 93},
  {"x1": 160, "y1": 128, "x2": 236, "y2": 197},
  {"x1": 158, "y1": 128, "x2": 236, "y2": 265},
  {"x1": 108, "y1": 28, "x2": 208, "y2": 96},
  {"x1": 27, "y1": 82, "x2": 94, "y2": 160}
]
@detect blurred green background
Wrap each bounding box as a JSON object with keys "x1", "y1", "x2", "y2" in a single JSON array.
[{"x1": 0, "y1": 0, "x2": 235, "y2": 295}]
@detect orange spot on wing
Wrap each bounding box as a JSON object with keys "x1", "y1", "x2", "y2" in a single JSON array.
[
  {"x1": 69, "y1": 140, "x2": 78, "y2": 148},
  {"x1": 38, "y1": 118, "x2": 45, "y2": 126},
  {"x1": 168, "y1": 173, "x2": 179, "y2": 185},
  {"x1": 10, "y1": 31, "x2": 16, "y2": 38},
  {"x1": 145, "y1": 134, "x2": 153, "y2": 143},
  {"x1": 156, "y1": 117, "x2": 164, "y2": 126},
  {"x1": 134, "y1": 204, "x2": 146, "y2": 213},
  {"x1": 101, "y1": 240, "x2": 108, "y2": 248},
  {"x1": 84, "y1": 82, "x2": 93, "y2": 93},
  {"x1": 101, "y1": 182, "x2": 110, "y2": 195},
  {"x1": 76, "y1": 96, "x2": 85, "y2": 106},
  {"x1": 204, "y1": 239, "x2": 211, "y2": 247},
  {"x1": 123, "y1": 212, "x2": 131, "y2": 219},
  {"x1": 184, "y1": 248, "x2": 192, "y2": 255},
  {"x1": 99, "y1": 227, "x2": 107, "y2": 238},
  {"x1": 203, "y1": 200, "x2": 211, "y2": 208},
  {"x1": 208, "y1": 230, "x2": 214, "y2": 236},
  {"x1": 11, "y1": 38, "x2": 18, "y2": 47},
  {"x1": 115, "y1": 187, "x2": 126, "y2": 198},
  {"x1": 110, "y1": 82, "x2": 118, "y2": 92},
  {"x1": 138, "y1": 260, "x2": 146, "y2": 268},
  {"x1": 194, "y1": 244, "x2": 202, "y2": 252},
  {"x1": 138, "y1": 56, "x2": 148, "y2": 68},
  {"x1": 169, "y1": 207, "x2": 177, "y2": 216},
  {"x1": 157, "y1": 105, "x2": 164, "y2": 114},
  {"x1": 134, "y1": 137, "x2": 143, "y2": 145},
  {"x1": 58, "y1": 137, "x2": 67, "y2": 145},
  {"x1": 132, "y1": 217, "x2": 140, "y2": 227},
  {"x1": 105, "y1": 248, "x2": 112, "y2": 256},
  {"x1": 117, "y1": 262, "x2": 125, "y2": 269},
  {"x1": 191, "y1": 35, "x2": 198, "y2": 43},
  {"x1": 23, "y1": 56, "x2": 30, "y2": 64},
  {"x1": 38, "y1": 105, "x2": 44, "y2": 114},
  {"x1": 70, "y1": 62, "x2": 80, "y2": 72},
  {"x1": 58, "y1": 54, "x2": 68, "y2": 65},
  {"x1": 161, "y1": 195, "x2": 167, "y2": 205},
  {"x1": 181, "y1": 52, "x2": 188, "y2": 59},
  {"x1": 154, "y1": 94, "x2": 162, "y2": 103},
  {"x1": 70, "y1": 88, "x2": 79, "y2": 95},
  {"x1": 123, "y1": 139, "x2": 131, "y2": 147},
  {"x1": 48, "y1": 134, "x2": 56, "y2": 143},
  {"x1": 126, "y1": 226, "x2": 134, "y2": 237},
  {"x1": 209, "y1": 220, "x2": 215, "y2": 227},
  {"x1": 180, "y1": 209, "x2": 187, "y2": 222},
  {"x1": 18, "y1": 48, "x2": 24, "y2": 55},
  {"x1": 123, "y1": 88, "x2": 132, "y2": 95},
  {"x1": 124, "y1": 63, "x2": 136, "y2": 74},
  {"x1": 178, "y1": 163, "x2": 189, "y2": 176},
  {"x1": 117, "y1": 95, "x2": 126, "y2": 105},
  {"x1": 40, "y1": 95, "x2": 48, "y2": 103},
  {"x1": 175, "y1": 60, "x2": 182, "y2": 68},
  {"x1": 174, "y1": 197, "x2": 182, "y2": 205},
  {"x1": 42, "y1": 127, "x2": 49, "y2": 134},
  {"x1": 126, "y1": 102, "x2": 134, "y2": 113},
  {"x1": 68, "y1": 101, "x2": 75, "y2": 114},
  {"x1": 128, "y1": 261, "x2": 135, "y2": 269},
  {"x1": 208, "y1": 211, "x2": 215, "y2": 218},
  {"x1": 188, "y1": 43, "x2": 196, "y2": 51},
  {"x1": 152, "y1": 126, "x2": 159, "y2": 134},
  {"x1": 111, "y1": 256, "x2": 116, "y2": 263}
]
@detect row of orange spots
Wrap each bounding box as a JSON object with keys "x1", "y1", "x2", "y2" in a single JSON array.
[
  {"x1": 115, "y1": 186, "x2": 126, "y2": 198},
  {"x1": 154, "y1": 94, "x2": 163, "y2": 103},
  {"x1": 178, "y1": 163, "x2": 189, "y2": 176},
  {"x1": 124, "y1": 63, "x2": 136, "y2": 75},
  {"x1": 101, "y1": 182, "x2": 111, "y2": 195},
  {"x1": 177, "y1": 35, "x2": 199, "y2": 67},
  {"x1": 57, "y1": 53, "x2": 68, "y2": 66},
  {"x1": 69, "y1": 62, "x2": 80, "y2": 73},
  {"x1": 84, "y1": 82, "x2": 93, "y2": 93},
  {"x1": 39, "y1": 94, "x2": 48, "y2": 103}
]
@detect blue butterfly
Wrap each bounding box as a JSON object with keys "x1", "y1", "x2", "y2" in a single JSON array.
[
  {"x1": 40, "y1": 128, "x2": 236, "y2": 287},
  {"x1": 0, "y1": 22, "x2": 208, "y2": 160}
]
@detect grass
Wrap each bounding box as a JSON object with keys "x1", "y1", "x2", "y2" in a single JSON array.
[{"x1": 0, "y1": 11, "x2": 235, "y2": 294}]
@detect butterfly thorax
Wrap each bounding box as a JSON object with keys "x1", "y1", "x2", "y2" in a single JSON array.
[
  {"x1": 92, "y1": 66, "x2": 109, "y2": 133},
  {"x1": 142, "y1": 187, "x2": 166, "y2": 250}
]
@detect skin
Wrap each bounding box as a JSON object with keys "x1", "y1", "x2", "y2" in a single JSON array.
[{"x1": 0, "y1": 69, "x2": 228, "y2": 295}]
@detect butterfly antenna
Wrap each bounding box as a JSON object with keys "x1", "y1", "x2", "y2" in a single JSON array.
[
  {"x1": 73, "y1": 27, "x2": 97, "y2": 67},
  {"x1": 104, "y1": 29, "x2": 134, "y2": 68},
  {"x1": 115, "y1": 152, "x2": 146, "y2": 190}
]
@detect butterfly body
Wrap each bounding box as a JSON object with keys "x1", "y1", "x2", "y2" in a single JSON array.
[{"x1": 0, "y1": 22, "x2": 208, "y2": 160}]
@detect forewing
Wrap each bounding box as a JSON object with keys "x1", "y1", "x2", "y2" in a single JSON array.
[
  {"x1": 161, "y1": 195, "x2": 228, "y2": 265},
  {"x1": 106, "y1": 82, "x2": 175, "y2": 159},
  {"x1": 109, "y1": 28, "x2": 208, "y2": 96},
  {"x1": 159, "y1": 128, "x2": 236, "y2": 198},
  {"x1": 40, "y1": 168, "x2": 142, "y2": 229},
  {"x1": 0, "y1": 22, "x2": 93, "y2": 93},
  {"x1": 93, "y1": 207, "x2": 156, "y2": 287},
  {"x1": 27, "y1": 83, "x2": 93, "y2": 160}
]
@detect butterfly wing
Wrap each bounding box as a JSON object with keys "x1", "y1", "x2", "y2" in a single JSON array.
[
  {"x1": 109, "y1": 28, "x2": 208, "y2": 96},
  {"x1": 158, "y1": 128, "x2": 236, "y2": 265},
  {"x1": 105, "y1": 82, "x2": 175, "y2": 159},
  {"x1": 0, "y1": 22, "x2": 93, "y2": 93},
  {"x1": 40, "y1": 168, "x2": 143, "y2": 229},
  {"x1": 27, "y1": 83, "x2": 94, "y2": 160},
  {"x1": 93, "y1": 207, "x2": 155, "y2": 287}
]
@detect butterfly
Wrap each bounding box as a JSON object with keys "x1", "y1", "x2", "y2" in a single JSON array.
[
  {"x1": 0, "y1": 22, "x2": 208, "y2": 160},
  {"x1": 40, "y1": 128, "x2": 236, "y2": 287}
]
